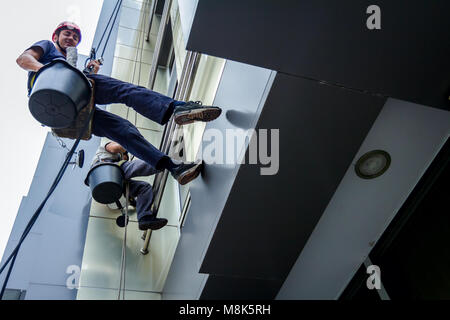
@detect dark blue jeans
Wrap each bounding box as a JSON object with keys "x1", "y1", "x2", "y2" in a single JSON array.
[
  {"x1": 122, "y1": 159, "x2": 160, "y2": 220},
  {"x1": 88, "y1": 73, "x2": 175, "y2": 169}
]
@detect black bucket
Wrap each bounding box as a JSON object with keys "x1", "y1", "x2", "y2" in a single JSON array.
[
  {"x1": 84, "y1": 162, "x2": 125, "y2": 204},
  {"x1": 29, "y1": 59, "x2": 92, "y2": 129}
]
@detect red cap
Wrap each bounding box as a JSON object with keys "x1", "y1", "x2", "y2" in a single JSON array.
[{"x1": 52, "y1": 21, "x2": 82, "y2": 45}]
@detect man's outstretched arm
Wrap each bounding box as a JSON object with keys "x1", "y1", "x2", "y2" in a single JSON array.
[{"x1": 16, "y1": 47, "x2": 44, "y2": 72}]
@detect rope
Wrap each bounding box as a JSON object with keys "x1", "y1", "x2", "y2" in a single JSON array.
[
  {"x1": 84, "y1": 0, "x2": 123, "y2": 71},
  {"x1": 0, "y1": 0, "x2": 147, "y2": 299},
  {"x1": 100, "y1": 0, "x2": 124, "y2": 58},
  {"x1": 95, "y1": 0, "x2": 122, "y2": 56},
  {"x1": 126, "y1": 0, "x2": 150, "y2": 124},
  {"x1": 117, "y1": 182, "x2": 129, "y2": 300},
  {"x1": 135, "y1": 0, "x2": 150, "y2": 125},
  {"x1": 53, "y1": 133, "x2": 70, "y2": 152},
  {"x1": 117, "y1": 0, "x2": 150, "y2": 288},
  {"x1": 0, "y1": 107, "x2": 95, "y2": 299}
]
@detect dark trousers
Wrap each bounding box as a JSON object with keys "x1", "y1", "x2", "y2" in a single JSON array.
[
  {"x1": 88, "y1": 73, "x2": 174, "y2": 169},
  {"x1": 121, "y1": 159, "x2": 160, "y2": 220}
]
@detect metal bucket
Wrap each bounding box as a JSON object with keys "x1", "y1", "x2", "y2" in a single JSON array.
[
  {"x1": 29, "y1": 59, "x2": 92, "y2": 129},
  {"x1": 84, "y1": 162, "x2": 124, "y2": 204}
]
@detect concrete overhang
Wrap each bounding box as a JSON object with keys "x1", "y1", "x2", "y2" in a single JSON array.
[
  {"x1": 185, "y1": 0, "x2": 450, "y2": 110},
  {"x1": 198, "y1": 73, "x2": 385, "y2": 298}
]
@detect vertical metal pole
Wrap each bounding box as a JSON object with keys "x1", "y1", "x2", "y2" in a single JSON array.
[
  {"x1": 145, "y1": 0, "x2": 158, "y2": 42},
  {"x1": 140, "y1": 51, "x2": 201, "y2": 255},
  {"x1": 140, "y1": 53, "x2": 191, "y2": 255},
  {"x1": 147, "y1": 0, "x2": 173, "y2": 90},
  {"x1": 182, "y1": 52, "x2": 201, "y2": 101},
  {"x1": 177, "y1": 51, "x2": 193, "y2": 101}
]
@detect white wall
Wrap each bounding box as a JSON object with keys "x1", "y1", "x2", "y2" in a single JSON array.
[{"x1": 276, "y1": 98, "x2": 450, "y2": 299}]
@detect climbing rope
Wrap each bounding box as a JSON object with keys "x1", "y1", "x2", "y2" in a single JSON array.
[
  {"x1": 53, "y1": 133, "x2": 70, "y2": 152},
  {"x1": 117, "y1": 0, "x2": 151, "y2": 299},
  {"x1": 118, "y1": 182, "x2": 129, "y2": 300},
  {"x1": 100, "y1": 0, "x2": 123, "y2": 59},
  {"x1": 0, "y1": 0, "x2": 126, "y2": 299},
  {"x1": 83, "y1": 0, "x2": 123, "y2": 73},
  {"x1": 126, "y1": 0, "x2": 150, "y2": 125},
  {"x1": 0, "y1": 108, "x2": 95, "y2": 298}
]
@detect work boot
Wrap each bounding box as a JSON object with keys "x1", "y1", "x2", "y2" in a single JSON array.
[
  {"x1": 169, "y1": 159, "x2": 203, "y2": 185},
  {"x1": 173, "y1": 101, "x2": 222, "y2": 125},
  {"x1": 138, "y1": 215, "x2": 168, "y2": 231}
]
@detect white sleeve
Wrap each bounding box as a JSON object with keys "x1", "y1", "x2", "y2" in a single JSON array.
[{"x1": 100, "y1": 138, "x2": 113, "y2": 149}]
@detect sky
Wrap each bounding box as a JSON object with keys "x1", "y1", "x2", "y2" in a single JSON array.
[{"x1": 0, "y1": 0, "x2": 104, "y2": 260}]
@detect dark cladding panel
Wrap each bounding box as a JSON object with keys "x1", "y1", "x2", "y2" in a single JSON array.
[
  {"x1": 200, "y1": 275, "x2": 283, "y2": 300},
  {"x1": 187, "y1": 0, "x2": 450, "y2": 109},
  {"x1": 199, "y1": 73, "x2": 385, "y2": 280}
]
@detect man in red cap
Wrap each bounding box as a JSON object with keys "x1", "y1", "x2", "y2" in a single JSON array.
[
  {"x1": 16, "y1": 21, "x2": 222, "y2": 185},
  {"x1": 52, "y1": 21, "x2": 83, "y2": 53}
]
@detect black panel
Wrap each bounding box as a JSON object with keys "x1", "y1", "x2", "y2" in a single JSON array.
[
  {"x1": 368, "y1": 138, "x2": 450, "y2": 299},
  {"x1": 201, "y1": 275, "x2": 283, "y2": 300},
  {"x1": 157, "y1": 18, "x2": 173, "y2": 67},
  {"x1": 199, "y1": 74, "x2": 385, "y2": 281},
  {"x1": 155, "y1": 0, "x2": 165, "y2": 15},
  {"x1": 188, "y1": 0, "x2": 450, "y2": 109}
]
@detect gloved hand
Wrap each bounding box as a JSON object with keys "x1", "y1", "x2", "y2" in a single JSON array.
[{"x1": 86, "y1": 59, "x2": 101, "y2": 74}]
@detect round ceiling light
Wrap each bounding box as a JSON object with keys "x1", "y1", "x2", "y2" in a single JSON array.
[{"x1": 355, "y1": 150, "x2": 391, "y2": 179}]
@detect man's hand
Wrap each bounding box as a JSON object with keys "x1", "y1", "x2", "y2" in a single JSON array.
[
  {"x1": 105, "y1": 142, "x2": 127, "y2": 155},
  {"x1": 86, "y1": 59, "x2": 101, "y2": 74},
  {"x1": 106, "y1": 142, "x2": 128, "y2": 161}
]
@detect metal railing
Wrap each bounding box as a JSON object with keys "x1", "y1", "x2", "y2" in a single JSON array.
[
  {"x1": 140, "y1": 1, "x2": 201, "y2": 254},
  {"x1": 145, "y1": 0, "x2": 158, "y2": 42},
  {"x1": 147, "y1": 0, "x2": 172, "y2": 90}
]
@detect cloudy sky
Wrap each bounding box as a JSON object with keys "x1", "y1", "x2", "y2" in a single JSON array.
[{"x1": 0, "y1": 0, "x2": 104, "y2": 259}]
